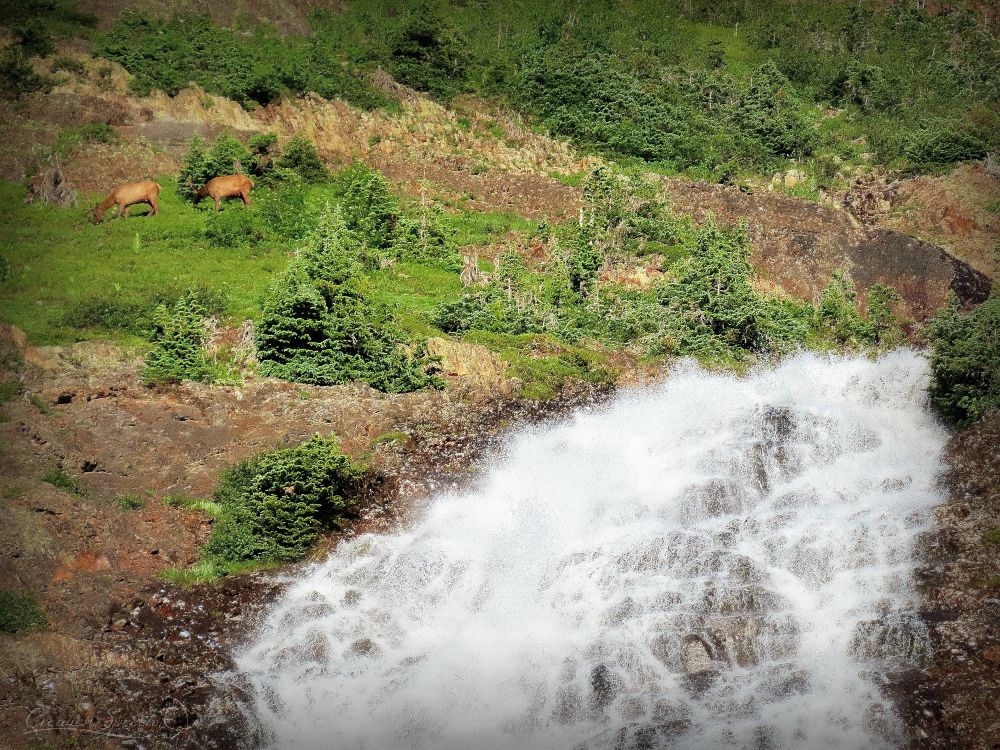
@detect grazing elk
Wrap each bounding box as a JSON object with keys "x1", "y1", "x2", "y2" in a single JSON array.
[
  {"x1": 92, "y1": 180, "x2": 162, "y2": 223},
  {"x1": 194, "y1": 174, "x2": 254, "y2": 211}
]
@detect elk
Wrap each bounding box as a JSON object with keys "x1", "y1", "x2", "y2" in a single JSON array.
[
  {"x1": 92, "y1": 180, "x2": 162, "y2": 223},
  {"x1": 194, "y1": 175, "x2": 254, "y2": 211}
]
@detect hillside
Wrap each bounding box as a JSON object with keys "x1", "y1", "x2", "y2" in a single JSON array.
[{"x1": 0, "y1": 1, "x2": 998, "y2": 748}]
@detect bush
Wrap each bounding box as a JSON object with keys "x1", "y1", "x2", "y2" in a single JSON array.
[
  {"x1": 388, "y1": 2, "x2": 467, "y2": 100},
  {"x1": 276, "y1": 134, "x2": 328, "y2": 183},
  {"x1": 928, "y1": 292, "x2": 1000, "y2": 426},
  {"x1": 140, "y1": 292, "x2": 212, "y2": 386},
  {"x1": 391, "y1": 207, "x2": 462, "y2": 271},
  {"x1": 204, "y1": 207, "x2": 266, "y2": 247},
  {"x1": 904, "y1": 124, "x2": 992, "y2": 171},
  {"x1": 335, "y1": 162, "x2": 400, "y2": 251},
  {"x1": 0, "y1": 589, "x2": 46, "y2": 633},
  {"x1": 257, "y1": 205, "x2": 441, "y2": 392},
  {"x1": 0, "y1": 47, "x2": 48, "y2": 99},
  {"x1": 204, "y1": 435, "x2": 364, "y2": 563}
]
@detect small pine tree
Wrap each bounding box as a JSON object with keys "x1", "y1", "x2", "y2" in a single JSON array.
[
  {"x1": 928, "y1": 292, "x2": 1000, "y2": 426},
  {"x1": 204, "y1": 436, "x2": 365, "y2": 563},
  {"x1": 177, "y1": 135, "x2": 209, "y2": 200},
  {"x1": 276, "y1": 134, "x2": 329, "y2": 183},
  {"x1": 257, "y1": 205, "x2": 441, "y2": 392},
  {"x1": 338, "y1": 163, "x2": 400, "y2": 250},
  {"x1": 389, "y1": 1, "x2": 466, "y2": 100},
  {"x1": 141, "y1": 292, "x2": 211, "y2": 385}
]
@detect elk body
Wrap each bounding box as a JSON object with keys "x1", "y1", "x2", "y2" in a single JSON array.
[
  {"x1": 92, "y1": 179, "x2": 161, "y2": 223},
  {"x1": 194, "y1": 175, "x2": 254, "y2": 211}
]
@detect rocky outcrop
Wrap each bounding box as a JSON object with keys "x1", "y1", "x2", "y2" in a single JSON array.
[
  {"x1": 660, "y1": 177, "x2": 993, "y2": 320},
  {"x1": 898, "y1": 415, "x2": 1000, "y2": 748}
]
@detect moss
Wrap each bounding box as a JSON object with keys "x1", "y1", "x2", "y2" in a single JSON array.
[{"x1": 0, "y1": 589, "x2": 46, "y2": 633}]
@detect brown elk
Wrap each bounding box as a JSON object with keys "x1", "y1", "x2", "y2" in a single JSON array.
[
  {"x1": 194, "y1": 175, "x2": 254, "y2": 211},
  {"x1": 92, "y1": 180, "x2": 162, "y2": 223}
]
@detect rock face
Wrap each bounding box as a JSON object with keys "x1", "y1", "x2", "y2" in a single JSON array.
[
  {"x1": 660, "y1": 177, "x2": 992, "y2": 320},
  {"x1": 897, "y1": 415, "x2": 1000, "y2": 748}
]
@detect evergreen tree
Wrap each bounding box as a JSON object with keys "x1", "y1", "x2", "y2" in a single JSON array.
[{"x1": 140, "y1": 292, "x2": 211, "y2": 385}]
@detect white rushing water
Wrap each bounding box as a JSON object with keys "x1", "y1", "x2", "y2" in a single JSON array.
[{"x1": 235, "y1": 350, "x2": 947, "y2": 750}]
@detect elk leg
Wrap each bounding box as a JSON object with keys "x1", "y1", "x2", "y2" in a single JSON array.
[
  {"x1": 241, "y1": 189, "x2": 251, "y2": 207},
  {"x1": 119, "y1": 203, "x2": 129, "y2": 218},
  {"x1": 148, "y1": 197, "x2": 159, "y2": 217},
  {"x1": 214, "y1": 196, "x2": 221, "y2": 212}
]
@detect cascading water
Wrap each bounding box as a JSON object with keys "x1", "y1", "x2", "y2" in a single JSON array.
[{"x1": 234, "y1": 350, "x2": 946, "y2": 750}]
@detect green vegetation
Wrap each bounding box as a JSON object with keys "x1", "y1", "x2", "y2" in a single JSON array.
[
  {"x1": 140, "y1": 292, "x2": 212, "y2": 386},
  {"x1": 928, "y1": 292, "x2": 1000, "y2": 426},
  {"x1": 257, "y1": 205, "x2": 443, "y2": 392},
  {"x1": 162, "y1": 494, "x2": 223, "y2": 516},
  {"x1": 0, "y1": 588, "x2": 46, "y2": 633},
  {"x1": 114, "y1": 494, "x2": 144, "y2": 510},
  {"x1": 435, "y1": 169, "x2": 901, "y2": 367},
  {"x1": 42, "y1": 466, "x2": 81, "y2": 495},
  {"x1": 89, "y1": 0, "x2": 992, "y2": 180},
  {"x1": 96, "y1": 10, "x2": 396, "y2": 110},
  {"x1": 204, "y1": 435, "x2": 364, "y2": 565}
]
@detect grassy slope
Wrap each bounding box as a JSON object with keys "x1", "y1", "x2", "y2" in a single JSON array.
[{"x1": 0, "y1": 178, "x2": 612, "y2": 397}]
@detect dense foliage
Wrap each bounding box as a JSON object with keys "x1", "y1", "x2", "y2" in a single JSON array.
[
  {"x1": 928, "y1": 292, "x2": 1000, "y2": 426},
  {"x1": 95, "y1": 11, "x2": 396, "y2": 110},
  {"x1": 435, "y1": 169, "x2": 901, "y2": 364},
  {"x1": 257, "y1": 204, "x2": 442, "y2": 392},
  {"x1": 205, "y1": 436, "x2": 364, "y2": 563},
  {"x1": 140, "y1": 291, "x2": 212, "y2": 385}
]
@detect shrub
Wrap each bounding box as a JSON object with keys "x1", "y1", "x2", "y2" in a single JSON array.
[
  {"x1": 335, "y1": 162, "x2": 400, "y2": 251},
  {"x1": 0, "y1": 47, "x2": 48, "y2": 99},
  {"x1": 204, "y1": 435, "x2": 364, "y2": 563},
  {"x1": 140, "y1": 292, "x2": 212, "y2": 386},
  {"x1": 904, "y1": 124, "x2": 992, "y2": 171},
  {"x1": 204, "y1": 207, "x2": 266, "y2": 247},
  {"x1": 257, "y1": 205, "x2": 441, "y2": 392},
  {"x1": 388, "y1": 2, "x2": 467, "y2": 100},
  {"x1": 177, "y1": 134, "x2": 210, "y2": 201},
  {"x1": 276, "y1": 135, "x2": 328, "y2": 183},
  {"x1": 0, "y1": 589, "x2": 46, "y2": 633},
  {"x1": 391, "y1": 208, "x2": 462, "y2": 271},
  {"x1": 257, "y1": 177, "x2": 311, "y2": 240},
  {"x1": 928, "y1": 292, "x2": 1000, "y2": 426},
  {"x1": 14, "y1": 18, "x2": 55, "y2": 57}
]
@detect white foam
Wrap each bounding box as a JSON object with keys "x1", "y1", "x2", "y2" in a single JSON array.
[{"x1": 234, "y1": 350, "x2": 946, "y2": 749}]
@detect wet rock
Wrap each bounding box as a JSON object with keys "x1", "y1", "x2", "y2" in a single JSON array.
[
  {"x1": 850, "y1": 611, "x2": 930, "y2": 665},
  {"x1": 680, "y1": 636, "x2": 714, "y2": 674},
  {"x1": 590, "y1": 664, "x2": 620, "y2": 711}
]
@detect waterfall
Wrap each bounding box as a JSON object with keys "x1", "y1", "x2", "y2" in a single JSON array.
[{"x1": 234, "y1": 350, "x2": 946, "y2": 749}]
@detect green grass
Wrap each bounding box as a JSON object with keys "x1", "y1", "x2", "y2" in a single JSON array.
[
  {"x1": 159, "y1": 558, "x2": 279, "y2": 586},
  {"x1": 0, "y1": 180, "x2": 286, "y2": 345},
  {"x1": 162, "y1": 494, "x2": 223, "y2": 517},
  {"x1": 0, "y1": 588, "x2": 47, "y2": 633},
  {"x1": 435, "y1": 209, "x2": 537, "y2": 247},
  {"x1": 114, "y1": 494, "x2": 145, "y2": 510},
  {"x1": 367, "y1": 261, "x2": 465, "y2": 337},
  {"x1": 463, "y1": 331, "x2": 615, "y2": 400},
  {"x1": 41, "y1": 467, "x2": 82, "y2": 496}
]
